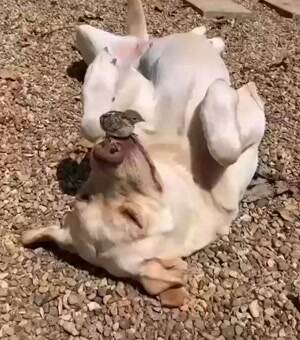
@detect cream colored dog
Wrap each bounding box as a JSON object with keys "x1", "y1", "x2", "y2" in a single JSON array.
[{"x1": 22, "y1": 0, "x2": 265, "y2": 306}]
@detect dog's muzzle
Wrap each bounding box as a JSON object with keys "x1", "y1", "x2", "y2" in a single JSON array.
[{"x1": 93, "y1": 138, "x2": 135, "y2": 166}]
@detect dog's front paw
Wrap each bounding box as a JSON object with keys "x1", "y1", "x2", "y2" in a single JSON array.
[{"x1": 190, "y1": 26, "x2": 207, "y2": 36}]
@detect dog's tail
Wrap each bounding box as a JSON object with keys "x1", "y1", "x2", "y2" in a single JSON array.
[{"x1": 127, "y1": 0, "x2": 148, "y2": 40}]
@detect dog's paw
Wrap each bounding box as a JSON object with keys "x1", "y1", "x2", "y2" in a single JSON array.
[
  {"x1": 208, "y1": 37, "x2": 225, "y2": 55},
  {"x1": 190, "y1": 26, "x2": 207, "y2": 36}
]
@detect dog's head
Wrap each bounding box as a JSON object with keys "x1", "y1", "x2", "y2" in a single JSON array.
[{"x1": 77, "y1": 137, "x2": 188, "y2": 305}]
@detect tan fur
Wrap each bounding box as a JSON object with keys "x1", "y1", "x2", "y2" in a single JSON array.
[
  {"x1": 22, "y1": 139, "x2": 187, "y2": 297},
  {"x1": 140, "y1": 258, "x2": 188, "y2": 295}
]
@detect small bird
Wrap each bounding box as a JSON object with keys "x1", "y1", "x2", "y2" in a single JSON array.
[{"x1": 99, "y1": 109, "x2": 145, "y2": 139}]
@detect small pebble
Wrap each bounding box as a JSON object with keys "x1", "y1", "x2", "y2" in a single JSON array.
[
  {"x1": 87, "y1": 301, "x2": 101, "y2": 311},
  {"x1": 59, "y1": 320, "x2": 79, "y2": 336},
  {"x1": 249, "y1": 300, "x2": 260, "y2": 318}
]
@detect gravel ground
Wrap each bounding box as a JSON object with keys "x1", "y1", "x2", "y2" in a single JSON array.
[{"x1": 0, "y1": 0, "x2": 299, "y2": 339}]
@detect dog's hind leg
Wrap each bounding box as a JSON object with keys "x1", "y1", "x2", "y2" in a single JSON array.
[
  {"x1": 190, "y1": 27, "x2": 225, "y2": 55},
  {"x1": 199, "y1": 79, "x2": 242, "y2": 167},
  {"x1": 190, "y1": 26, "x2": 207, "y2": 36},
  {"x1": 199, "y1": 79, "x2": 265, "y2": 167},
  {"x1": 22, "y1": 225, "x2": 75, "y2": 254},
  {"x1": 208, "y1": 37, "x2": 225, "y2": 55}
]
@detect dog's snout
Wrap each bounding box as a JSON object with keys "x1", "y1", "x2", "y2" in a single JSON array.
[
  {"x1": 93, "y1": 141, "x2": 125, "y2": 166},
  {"x1": 109, "y1": 143, "x2": 120, "y2": 154}
]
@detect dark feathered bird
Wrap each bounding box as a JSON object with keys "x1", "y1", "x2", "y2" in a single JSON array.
[{"x1": 99, "y1": 110, "x2": 145, "y2": 139}]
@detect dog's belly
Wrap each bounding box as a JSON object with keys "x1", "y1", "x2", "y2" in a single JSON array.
[{"x1": 138, "y1": 33, "x2": 230, "y2": 136}]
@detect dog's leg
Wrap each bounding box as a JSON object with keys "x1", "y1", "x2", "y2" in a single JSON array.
[
  {"x1": 199, "y1": 79, "x2": 243, "y2": 167},
  {"x1": 200, "y1": 79, "x2": 265, "y2": 168},
  {"x1": 208, "y1": 37, "x2": 225, "y2": 55},
  {"x1": 153, "y1": 70, "x2": 193, "y2": 136},
  {"x1": 190, "y1": 26, "x2": 225, "y2": 55},
  {"x1": 22, "y1": 225, "x2": 75, "y2": 254},
  {"x1": 236, "y1": 82, "x2": 265, "y2": 148},
  {"x1": 190, "y1": 26, "x2": 207, "y2": 36}
]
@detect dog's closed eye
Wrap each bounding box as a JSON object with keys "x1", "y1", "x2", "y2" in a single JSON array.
[{"x1": 120, "y1": 204, "x2": 143, "y2": 229}]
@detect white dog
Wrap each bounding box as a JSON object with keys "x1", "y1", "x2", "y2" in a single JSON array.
[{"x1": 22, "y1": 0, "x2": 265, "y2": 306}]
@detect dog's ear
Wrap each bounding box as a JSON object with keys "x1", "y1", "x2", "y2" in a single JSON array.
[
  {"x1": 114, "y1": 39, "x2": 150, "y2": 67},
  {"x1": 160, "y1": 286, "x2": 188, "y2": 307},
  {"x1": 140, "y1": 258, "x2": 188, "y2": 296},
  {"x1": 120, "y1": 201, "x2": 146, "y2": 230}
]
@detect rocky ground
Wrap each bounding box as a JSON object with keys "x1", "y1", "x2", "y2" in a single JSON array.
[{"x1": 0, "y1": 0, "x2": 299, "y2": 339}]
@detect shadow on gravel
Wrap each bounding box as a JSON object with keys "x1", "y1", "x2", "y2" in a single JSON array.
[
  {"x1": 29, "y1": 243, "x2": 142, "y2": 293},
  {"x1": 66, "y1": 60, "x2": 87, "y2": 83},
  {"x1": 56, "y1": 154, "x2": 90, "y2": 196}
]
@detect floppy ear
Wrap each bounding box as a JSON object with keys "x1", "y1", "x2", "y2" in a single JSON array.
[
  {"x1": 140, "y1": 258, "x2": 188, "y2": 295},
  {"x1": 160, "y1": 286, "x2": 188, "y2": 307},
  {"x1": 76, "y1": 25, "x2": 150, "y2": 66},
  {"x1": 120, "y1": 201, "x2": 147, "y2": 230},
  {"x1": 199, "y1": 79, "x2": 242, "y2": 167},
  {"x1": 114, "y1": 39, "x2": 150, "y2": 68}
]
